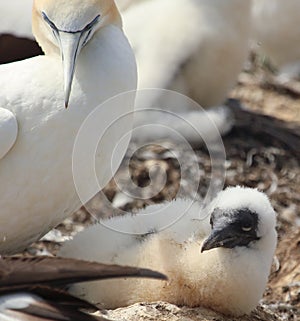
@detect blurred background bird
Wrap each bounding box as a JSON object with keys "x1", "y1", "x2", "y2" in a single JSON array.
[
  {"x1": 118, "y1": 0, "x2": 251, "y2": 107},
  {"x1": 117, "y1": 0, "x2": 253, "y2": 143},
  {"x1": 252, "y1": 0, "x2": 300, "y2": 80}
]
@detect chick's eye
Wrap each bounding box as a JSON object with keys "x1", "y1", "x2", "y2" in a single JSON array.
[{"x1": 242, "y1": 226, "x2": 252, "y2": 232}]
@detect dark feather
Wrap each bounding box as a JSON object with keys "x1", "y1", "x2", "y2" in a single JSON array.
[
  {"x1": 0, "y1": 256, "x2": 167, "y2": 289},
  {"x1": 0, "y1": 256, "x2": 167, "y2": 320},
  {"x1": 0, "y1": 34, "x2": 43, "y2": 64}
]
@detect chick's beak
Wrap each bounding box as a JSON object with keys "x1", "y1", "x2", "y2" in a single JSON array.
[
  {"x1": 201, "y1": 227, "x2": 234, "y2": 252},
  {"x1": 201, "y1": 225, "x2": 259, "y2": 253}
]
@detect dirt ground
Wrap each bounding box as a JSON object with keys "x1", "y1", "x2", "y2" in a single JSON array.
[{"x1": 27, "y1": 60, "x2": 300, "y2": 320}]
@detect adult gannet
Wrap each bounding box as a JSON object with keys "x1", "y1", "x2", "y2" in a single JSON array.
[
  {"x1": 0, "y1": 256, "x2": 166, "y2": 320},
  {"x1": 252, "y1": 0, "x2": 300, "y2": 78},
  {"x1": 59, "y1": 186, "x2": 277, "y2": 316},
  {"x1": 116, "y1": 0, "x2": 253, "y2": 143},
  {"x1": 0, "y1": 0, "x2": 137, "y2": 253}
]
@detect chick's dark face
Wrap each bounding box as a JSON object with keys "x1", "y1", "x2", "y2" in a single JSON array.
[{"x1": 201, "y1": 208, "x2": 260, "y2": 252}]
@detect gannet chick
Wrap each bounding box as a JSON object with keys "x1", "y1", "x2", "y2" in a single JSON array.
[
  {"x1": 117, "y1": 0, "x2": 252, "y2": 143},
  {"x1": 59, "y1": 186, "x2": 277, "y2": 316},
  {"x1": 0, "y1": 256, "x2": 166, "y2": 321},
  {"x1": 0, "y1": 0, "x2": 136, "y2": 253},
  {"x1": 252, "y1": 0, "x2": 300, "y2": 78}
]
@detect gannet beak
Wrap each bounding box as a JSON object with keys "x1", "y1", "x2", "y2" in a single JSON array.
[
  {"x1": 58, "y1": 32, "x2": 83, "y2": 108},
  {"x1": 41, "y1": 13, "x2": 100, "y2": 108},
  {"x1": 201, "y1": 226, "x2": 260, "y2": 253}
]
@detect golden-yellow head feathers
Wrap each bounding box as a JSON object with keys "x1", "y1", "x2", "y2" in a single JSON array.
[
  {"x1": 31, "y1": 0, "x2": 123, "y2": 107},
  {"x1": 32, "y1": 0, "x2": 122, "y2": 54}
]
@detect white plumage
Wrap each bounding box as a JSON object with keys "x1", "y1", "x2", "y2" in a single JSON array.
[
  {"x1": 0, "y1": 108, "x2": 18, "y2": 159},
  {"x1": 122, "y1": 0, "x2": 252, "y2": 106},
  {"x1": 59, "y1": 186, "x2": 277, "y2": 316},
  {"x1": 0, "y1": 0, "x2": 137, "y2": 254},
  {"x1": 0, "y1": 1, "x2": 252, "y2": 143},
  {"x1": 115, "y1": 0, "x2": 136, "y2": 11},
  {"x1": 252, "y1": 0, "x2": 300, "y2": 77},
  {"x1": 0, "y1": 0, "x2": 252, "y2": 92},
  {"x1": 117, "y1": 0, "x2": 252, "y2": 143}
]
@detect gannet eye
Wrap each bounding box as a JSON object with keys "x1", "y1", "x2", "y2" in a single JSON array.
[
  {"x1": 81, "y1": 15, "x2": 101, "y2": 47},
  {"x1": 242, "y1": 226, "x2": 252, "y2": 232},
  {"x1": 41, "y1": 12, "x2": 60, "y2": 42},
  {"x1": 42, "y1": 12, "x2": 58, "y2": 31},
  {"x1": 83, "y1": 15, "x2": 101, "y2": 32},
  {"x1": 41, "y1": 12, "x2": 100, "y2": 34}
]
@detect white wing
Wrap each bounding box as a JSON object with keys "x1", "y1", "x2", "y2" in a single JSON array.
[{"x1": 0, "y1": 108, "x2": 18, "y2": 159}]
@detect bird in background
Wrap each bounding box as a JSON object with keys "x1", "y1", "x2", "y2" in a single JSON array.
[
  {"x1": 0, "y1": 0, "x2": 33, "y2": 38},
  {"x1": 252, "y1": 0, "x2": 300, "y2": 79},
  {"x1": 0, "y1": 0, "x2": 137, "y2": 254},
  {"x1": 0, "y1": 256, "x2": 166, "y2": 320},
  {"x1": 115, "y1": 0, "x2": 137, "y2": 11},
  {"x1": 59, "y1": 186, "x2": 277, "y2": 316},
  {"x1": 117, "y1": 0, "x2": 253, "y2": 144}
]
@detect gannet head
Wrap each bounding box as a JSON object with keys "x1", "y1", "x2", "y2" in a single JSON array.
[
  {"x1": 32, "y1": 0, "x2": 122, "y2": 108},
  {"x1": 201, "y1": 186, "x2": 277, "y2": 252}
]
